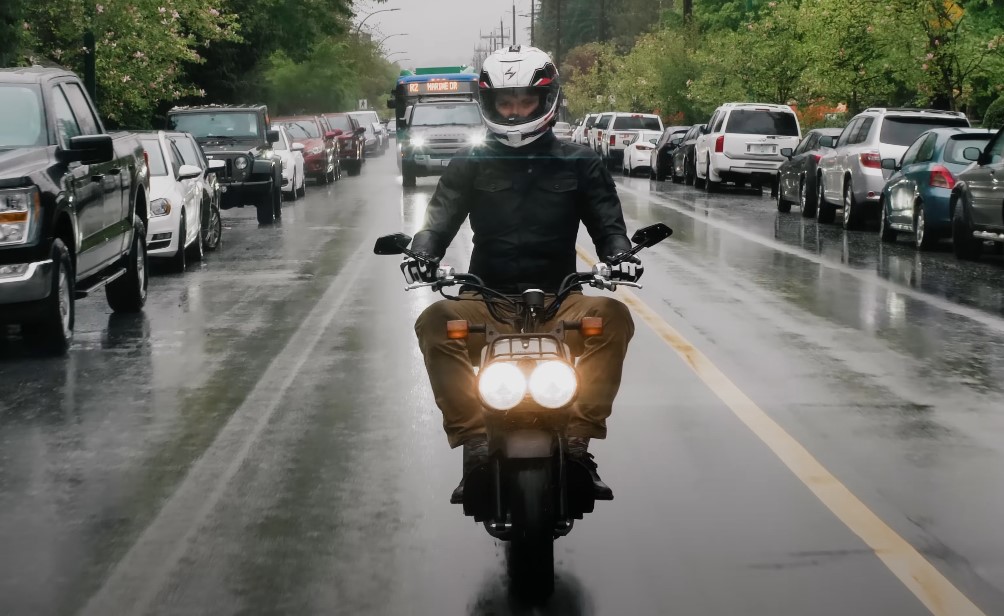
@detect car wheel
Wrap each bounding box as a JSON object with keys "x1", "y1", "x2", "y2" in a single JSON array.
[
  {"x1": 348, "y1": 160, "x2": 362, "y2": 176},
  {"x1": 694, "y1": 159, "x2": 705, "y2": 189},
  {"x1": 107, "y1": 221, "x2": 148, "y2": 313},
  {"x1": 914, "y1": 202, "x2": 938, "y2": 251},
  {"x1": 186, "y1": 211, "x2": 204, "y2": 263},
  {"x1": 816, "y1": 176, "x2": 836, "y2": 224},
  {"x1": 402, "y1": 164, "x2": 416, "y2": 187},
  {"x1": 800, "y1": 176, "x2": 817, "y2": 218},
  {"x1": 202, "y1": 198, "x2": 222, "y2": 251},
  {"x1": 952, "y1": 196, "x2": 982, "y2": 261},
  {"x1": 684, "y1": 158, "x2": 695, "y2": 186},
  {"x1": 22, "y1": 238, "x2": 74, "y2": 355},
  {"x1": 704, "y1": 161, "x2": 717, "y2": 193},
  {"x1": 297, "y1": 171, "x2": 307, "y2": 197},
  {"x1": 842, "y1": 178, "x2": 864, "y2": 230},
  {"x1": 256, "y1": 190, "x2": 274, "y2": 225},
  {"x1": 272, "y1": 182, "x2": 282, "y2": 220},
  {"x1": 169, "y1": 213, "x2": 187, "y2": 272}
]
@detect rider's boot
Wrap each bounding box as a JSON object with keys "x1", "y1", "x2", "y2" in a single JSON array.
[
  {"x1": 567, "y1": 436, "x2": 614, "y2": 500},
  {"x1": 450, "y1": 435, "x2": 489, "y2": 504}
]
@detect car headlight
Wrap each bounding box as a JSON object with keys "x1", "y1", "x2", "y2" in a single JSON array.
[
  {"x1": 478, "y1": 362, "x2": 527, "y2": 411},
  {"x1": 234, "y1": 156, "x2": 249, "y2": 170},
  {"x1": 150, "y1": 198, "x2": 172, "y2": 217},
  {"x1": 411, "y1": 137, "x2": 426, "y2": 148},
  {"x1": 528, "y1": 361, "x2": 578, "y2": 409},
  {"x1": 309, "y1": 146, "x2": 324, "y2": 155},
  {"x1": 469, "y1": 134, "x2": 485, "y2": 146},
  {"x1": 0, "y1": 186, "x2": 41, "y2": 246}
]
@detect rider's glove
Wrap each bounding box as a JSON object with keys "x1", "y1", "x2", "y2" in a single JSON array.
[
  {"x1": 401, "y1": 253, "x2": 441, "y2": 284},
  {"x1": 603, "y1": 253, "x2": 644, "y2": 283}
]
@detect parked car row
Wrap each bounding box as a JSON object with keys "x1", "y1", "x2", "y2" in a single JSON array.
[
  {"x1": 633, "y1": 99, "x2": 1004, "y2": 260},
  {"x1": 569, "y1": 111, "x2": 665, "y2": 170},
  {"x1": 0, "y1": 66, "x2": 385, "y2": 356}
]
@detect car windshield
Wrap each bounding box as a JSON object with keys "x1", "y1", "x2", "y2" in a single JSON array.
[
  {"x1": 612, "y1": 116, "x2": 662, "y2": 130},
  {"x1": 881, "y1": 117, "x2": 970, "y2": 147},
  {"x1": 170, "y1": 137, "x2": 203, "y2": 168},
  {"x1": 276, "y1": 120, "x2": 320, "y2": 140},
  {"x1": 324, "y1": 115, "x2": 353, "y2": 132},
  {"x1": 170, "y1": 112, "x2": 261, "y2": 140},
  {"x1": 944, "y1": 135, "x2": 992, "y2": 165},
  {"x1": 0, "y1": 85, "x2": 46, "y2": 148},
  {"x1": 726, "y1": 110, "x2": 800, "y2": 136},
  {"x1": 140, "y1": 139, "x2": 169, "y2": 176},
  {"x1": 410, "y1": 104, "x2": 483, "y2": 127}
]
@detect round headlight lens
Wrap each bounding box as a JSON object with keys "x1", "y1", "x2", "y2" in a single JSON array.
[
  {"x1": 528, "y1": 361, "x2": 578, "y2": 409},
  {"x1": 478, "y1": 362, "x2": 527, "y2": 411},
  {"x1": 234, "y1": 156, "x2": 249, "y2": 170}
]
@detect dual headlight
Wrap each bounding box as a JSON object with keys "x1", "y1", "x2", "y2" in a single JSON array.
[
  {"x1": 0, "y1": 186, "x2": 41, "y2": 246},
  {"x1": 478, "y1": 360, "x2": 578, "y2": 411},
  {"x1": 150, "y1": 198, "x2": 172, "y2": 217}
]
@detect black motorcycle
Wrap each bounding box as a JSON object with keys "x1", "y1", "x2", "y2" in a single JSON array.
[{"x1": 374, "y1": 223, "x2": 672, "y2": 599}]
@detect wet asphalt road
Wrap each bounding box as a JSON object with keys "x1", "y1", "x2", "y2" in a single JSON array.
[{"x1": 2, "y1": 151, "x2": 1004, "y2": 615}]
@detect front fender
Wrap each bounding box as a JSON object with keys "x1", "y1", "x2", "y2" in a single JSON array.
[{"x1": 251, "y1": 158, "x2": 276, "y2": 177}]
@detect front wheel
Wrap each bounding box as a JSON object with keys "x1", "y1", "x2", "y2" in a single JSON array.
[
  {"x1": 952, "y1": 197, "x2": 983, "y2": 261},
  {"x1": 506, "y1": 463, "x2": 555, "y2": 602},
  {"x1": 202, "y1": 199, "x2": 222, "y2": 251},
  {"x1": 23, "y1": 238, "x2": 74, "y2": 355},
  {"x1": 106, "y1": 223, "x2": 148, "y2": 313},
  {"x1": 816, "y1": 177, "x2": 836, "y2": 224},
  {"x1": 776, "y1": 181, "x2": 791, "y2": 212}
]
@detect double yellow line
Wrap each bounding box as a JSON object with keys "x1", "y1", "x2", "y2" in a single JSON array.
[{"x1": 576, "y1": 247, "x2": 986, "y2": 616}]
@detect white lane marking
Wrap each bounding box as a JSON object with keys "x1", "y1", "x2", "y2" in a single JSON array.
[
  {"x1": 79, "y1": 242, "x2": 369, "y2": 616},
  {"x1": 577, "y1": 245, "x2": 987, "y2": 616},
  {"x1": 616, "y1": 182, "x2": 1004, "y2": 334}
]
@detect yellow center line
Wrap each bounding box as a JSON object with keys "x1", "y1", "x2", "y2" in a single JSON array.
[{"x1": 576, "y1": 246, "x2": 986, "y2": 616}]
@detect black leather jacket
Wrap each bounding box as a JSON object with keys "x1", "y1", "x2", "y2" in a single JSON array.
[{"x1": 410, "y1": 132, "x2": 632, "y2": 293}]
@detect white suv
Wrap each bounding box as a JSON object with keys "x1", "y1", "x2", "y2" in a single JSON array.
[
  {"x1": 600, "y1": 112, "x2": 665, "y2": 170},
  {"x1": 695, "y1": 102, "x2": 801, "y2": 193}
]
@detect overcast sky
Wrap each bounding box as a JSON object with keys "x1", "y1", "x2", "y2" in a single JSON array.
[{"x1": 356, "y1": 0, "x2": 535, "y2": 69}]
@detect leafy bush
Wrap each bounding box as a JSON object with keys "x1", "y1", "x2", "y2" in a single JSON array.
[{"x1": 982, "y1": 96, "x2": 1004, "y2": 129}]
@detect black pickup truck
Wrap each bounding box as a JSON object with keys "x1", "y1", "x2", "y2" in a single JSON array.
[
  {"x1": 167, "y1": 104, "x2": 283, "y2": 225},
  {"x1": 0, "y1": 67, "x2": 150, "y2": 354}
]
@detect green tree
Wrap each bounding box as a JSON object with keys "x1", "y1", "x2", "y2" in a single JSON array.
[
  {"x1": 1, "y1": 0, "x2": 30, "y2": 67},
  {"x1": 21, "y1": 0, "x2": 239, "y2": 126}
]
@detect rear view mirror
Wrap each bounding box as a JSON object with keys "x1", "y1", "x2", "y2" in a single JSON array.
[
  {"x1": 62, "y1": 134, "x2": 114, "y2": 165},
  {"x1": 374, "y1": 232, "x2": 413, "y2": 255},
  {"x1": 962, "y1": 146, "x2": 982, "y2": 162},
  {"x1": 630, "y1": 223, "x2": 673, "y2": 247},
  {"x1": 881, "y1": 158, "x2": 899, "y2": 171},
  {"x1": 818, "y1": 135, "x2": 835, "y2": 148},
  {"x1": 177, "y1": 164, "x2": 203, "y2": 180},
  {"x1": 780, "y1": 147, "x2": 793, "y2": 158}
]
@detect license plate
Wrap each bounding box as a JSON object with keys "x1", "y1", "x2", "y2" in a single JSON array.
[
  {"x1": 441, "y1": 159, "x2": 451, "y2": 167},
  {"x1": 748, "y1": 144, "x2": 775, "y2": 154}
]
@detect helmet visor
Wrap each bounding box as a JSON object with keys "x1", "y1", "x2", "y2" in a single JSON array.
[{"x1": 478, "y1": 86, "x2": 558, "y2": 127}]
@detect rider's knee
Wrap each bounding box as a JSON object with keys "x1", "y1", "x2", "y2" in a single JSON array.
[
  {"x1": 593, "y1": 297, "x2": 634, "y2": 339},
  {"x1": 415, "y1": 299, "x2": 458, "y2": 340}
]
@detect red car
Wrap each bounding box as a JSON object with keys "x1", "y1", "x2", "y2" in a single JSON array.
[
  {"x1": 322, "y1": 113, "x2": 366, "y2": 176},
  {"x1": 272, "y1": 115, "x2": 339, "y2": 183}
]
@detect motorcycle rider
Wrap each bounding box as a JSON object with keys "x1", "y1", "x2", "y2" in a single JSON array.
[{"x1": 405, "y1": 45, "x2": 643, "y2": 503}]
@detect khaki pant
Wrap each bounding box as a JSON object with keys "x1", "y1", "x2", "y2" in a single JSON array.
[{"x1": 415, "y1": 292, "x2": 635, "y2": 448}]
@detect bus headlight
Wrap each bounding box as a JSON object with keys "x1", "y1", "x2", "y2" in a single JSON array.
[
  {"x1": 528, "y1": 361, "x2": 578, "y2": 408},
  {"x1": 411, "y1": 137, "x2": 426, "y2": 149},
  {"x1": 478, "y1": 362, "x2": 527, "y2": 411}
]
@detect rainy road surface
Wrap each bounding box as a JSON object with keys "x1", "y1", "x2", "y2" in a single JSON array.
[{"x1": 2, "y1": 150, "x2": 1004, "y2": 616}]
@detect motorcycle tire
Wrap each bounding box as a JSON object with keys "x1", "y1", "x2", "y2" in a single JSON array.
[{"x1": 506, "y1": 462, "x2": 555, "y2": 602}]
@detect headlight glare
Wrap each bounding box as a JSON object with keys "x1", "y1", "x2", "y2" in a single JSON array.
[
  {"x1": 478, "y1": 362, "x2": 527, "y2": 411},
  {"x1": 528, "y1": 361, "x2": 578, "y2": 408},
  {"x1": 234, "y1": 156, "x2": 249, "y2": 170},
  {"x1": 411, "y1": 137, "x2": 426, "y2": 148},
  {"x1": 150, "y1": 198, "x2": 172, "y2": 217},
  {"x1": 469, "y1": 134, "x2": 485, "y2": 146}
]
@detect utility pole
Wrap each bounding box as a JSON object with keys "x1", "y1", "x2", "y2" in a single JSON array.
[
  {"x1": 512, "y1": 2, "x2": 517, "y2": 47},
  {"x1": 500, "y1": 18, "x2": 506, "y2": 47},
  {"x1": 598, "y1": 0, "x2": 606, "y2": 42},
  {"x1": 555, "y1": 0, "x2": 561, "y2": 70},
  {"x1": 530, "y1": 0, "x2": 535, "y2": 46}
]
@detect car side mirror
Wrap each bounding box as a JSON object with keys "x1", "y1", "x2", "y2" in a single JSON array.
[
  {"x1": 61, "y1": 134, "x2": 114, "y2": 165},
  {"x1": 373, "y1": 232, "x2": 413, "y2": 255},
  {"x1": 355, "y1": 127, "x2": 367, "y2": 136},
  {"x1": 291, "y1": 142, "x2": 306, "y2": 152},
  {"x1": 780, "y1": 147, "x2": 793, "y2": 158},
  {"x1": 699, "y1": 125, "x2": 708, "y2": 135},
  {"x1": 266, "y1": 129, "x2": 280, "y2": 143},
  {"x1": 818, "y1": 136, "x2": 835, "y2": 148},
  {"x1": 881, "y1": 158, "x2": 899, "y2": 171},
  {"x1": 207, "y1": 159, "x2": 226, "y2": 170},
  {"x1": 178, "y1": 164, "x2": 203, "y2": 180},
  {"x1": 962, "y1": 146, "x2": 982, "y2": 163},
  {"x1": 330, "y1": 129, "x2": 344, "y2": 138},
  {"x1": 324, "y1": 131, "x2": 338, "y2": 140}
]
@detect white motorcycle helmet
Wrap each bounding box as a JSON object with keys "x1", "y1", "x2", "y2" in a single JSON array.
[{"x1": 478, "y1": 45, "x2": 561, "y2": 148}]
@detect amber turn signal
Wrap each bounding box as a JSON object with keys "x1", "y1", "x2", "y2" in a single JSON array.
[
  {"x1": 580, "y1": 317, "x2": 603, "y2": 337},
  {"x1": 446, "y1": 320, "x2": 470, "y2": 339}
]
